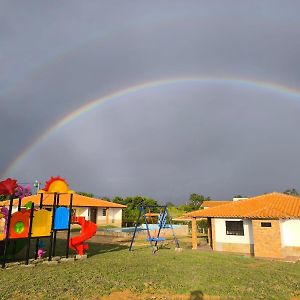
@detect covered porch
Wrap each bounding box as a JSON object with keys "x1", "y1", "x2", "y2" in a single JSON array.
[{"x1": 175, "y1": 216, "x2": 212, "y2": 250}]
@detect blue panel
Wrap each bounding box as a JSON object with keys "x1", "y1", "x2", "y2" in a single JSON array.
[
  {"x1": 157, "y1": 213, "x2": 167, "y2": 229},
  {"x1": 54, "y1": 207, "x2": 70, "y2": 230},
  {"x1": 146, "y1": 237, "x2": 165, "y2": 242}
]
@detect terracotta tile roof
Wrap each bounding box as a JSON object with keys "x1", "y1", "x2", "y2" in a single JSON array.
[
  {"x1": 0, "y1": 193, "x2": 126, "y2": 208},
  {"x1": 201, "y1": 201, "x2": 232, "y2": 208},
  {"x1": 186, "y1": 192, "x2": 300, "y2": 219}
]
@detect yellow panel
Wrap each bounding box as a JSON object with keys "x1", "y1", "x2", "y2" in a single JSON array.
[
  {"x1": 31, "y1": 209, "x2": 52, "y2": 237},
  {"x1": 0, "y1": 218, "x2": 5, "y2": 240}
]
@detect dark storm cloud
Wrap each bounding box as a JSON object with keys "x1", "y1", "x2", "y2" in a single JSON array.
[
  {"x1": 1, "y1": 1, "x2": 300, "y2": 202},
  {"x1": 11, "y1": 85, "x2": 300, "y2": 202}
]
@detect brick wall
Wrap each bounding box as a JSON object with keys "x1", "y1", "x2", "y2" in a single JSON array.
[{"x1": 252, "y1": 219, "x2": 282, "y2": 258}]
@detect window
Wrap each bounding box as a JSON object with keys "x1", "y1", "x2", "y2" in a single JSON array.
[
  {"x1": 102, "y1": 208, "x2": 106, "y2": 216},
  {"x1": 225, "y1": 221, "x2": 244, "y2": 236},
  {"x1": 261, "y1": 222, "x2": 271, "y2": 228}
]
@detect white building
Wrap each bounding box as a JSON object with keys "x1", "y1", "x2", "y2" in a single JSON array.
[
  {"x1": 0, "y1": 193, "x2": 126, "y2": 227},
  {"x1": 187, "y1": 192, "x2": 300, "y2": 259}
]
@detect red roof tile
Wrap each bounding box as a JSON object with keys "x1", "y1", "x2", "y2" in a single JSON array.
[
  {"x1": 186, "y1": 192, "x2": 300, "y2": 219},
  {"x1": 201, "y1": 201, "x2": 232, "y2": 208}
]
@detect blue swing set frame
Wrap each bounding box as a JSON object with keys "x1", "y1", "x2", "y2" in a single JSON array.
[{"x1": 129, "y1": 205, "x2": 180, "y2": 254}]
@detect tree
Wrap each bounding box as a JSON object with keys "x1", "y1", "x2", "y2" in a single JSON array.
[
  {"x1": 283, "y1": 188, "x2": 299, "y2": 196},
  {"x1": 233, "y1": 194, "x2": 244, "y2": 198},
  {"x1": 181, "y1": 193, "x2": 210, "y2": 212},
  {"x1": 112, "y1": 195, "x2": 159, "y2": 226},
  {"x1": 77, "y1": 191, "x2": 96, "y2": 198}
]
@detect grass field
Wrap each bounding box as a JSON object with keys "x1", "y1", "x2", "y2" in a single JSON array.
[{"x1": 0, "y1": 235, "x2": 299, "y2": 300}]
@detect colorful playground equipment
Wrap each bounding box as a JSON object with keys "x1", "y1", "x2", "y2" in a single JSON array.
[
  {"x1": 0, "y1": 178, "x2": 17, "y2": 196},
  {"x1": 129, "y1": 205, "x2": 180, "y2": 254},
  {"x1": 37, "y1": 241, "x2": 46, "y2": 258},
  {"x1": 0, "y1": 176, "x2": 97, "y2": 268},
  {"x1": 69, "y1": 216, "x2": 97, "y2": 255}
]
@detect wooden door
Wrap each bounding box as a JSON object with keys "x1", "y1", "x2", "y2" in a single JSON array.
[{"x1": 89, "y1": 208, "x2": 97, "y2": 224}]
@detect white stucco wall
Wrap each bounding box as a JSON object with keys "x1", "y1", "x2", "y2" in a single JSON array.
[
  {"x1": 280, "y1": 219, "x2": 300, "y2": 247},
  {"x1": 76, "y1": 207, "x2": 89, "y2": 219},
  {"x1": 60, "y1": 206, "x2": 123, "y2": 226},
  {"x1": 3, "y1": 205, "x2": 123, "y2": 226},
  {"x1": 215, "y1": 218, "x2": 254, "y2": 244},
  {"x1": 97, "y1": 208, "x2": 106, "y2": 223},
  {"x1": 108, "y1": 208, "x2": 122, "y2": 224}
]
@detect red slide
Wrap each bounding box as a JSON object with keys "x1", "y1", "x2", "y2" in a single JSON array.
[{"x1": 69, "y1": 217, "x2": 97, "y2": 255}]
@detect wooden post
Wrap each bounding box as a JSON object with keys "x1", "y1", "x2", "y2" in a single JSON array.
[
  {"x1": 105, "y1": 208, "x2": 109, "y2": 225},
  {"x1": 207, "y1": 218, "x2": 212, "y2": 248},
  {"x1": 192, "y1": 217, "x2": 198, "y2": 250}
]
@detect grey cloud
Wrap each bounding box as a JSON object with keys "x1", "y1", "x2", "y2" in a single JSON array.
[{"x1": 1, "y1": 1, "x2": 300, "y2": 202}]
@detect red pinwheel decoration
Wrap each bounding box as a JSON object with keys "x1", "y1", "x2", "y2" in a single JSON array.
[{"x1": 0, "y1": 178, "x2": 18, "y2": 196}]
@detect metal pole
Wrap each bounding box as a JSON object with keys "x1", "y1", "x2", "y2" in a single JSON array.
[
  {"x1": 143, "y1": 208, "x2": 156, "y2": 253},
  {"x1": 48, "y1": 193, "x2": 57, "y2": 261},
  {"x1": 52, "y1": 193, "x2": 60, "y2": 257},
  {"x1": 2, "y1": 196, "x2": 14, "y2": 268},
  {"x1": 12, "y1": 197, "x2": 22, "y2": 260},
  {"x1": 129, "y1": 206, "x2": 143, "y2": 251},
  {"x1": 34, "y1": 180, "x2": 40, "y2": 195},
  {"x1": 167, "y1": 207, "x2": 180, "y2": 248},
  {"x1": 154, "y1": 206, "x2": 167, "y2": 248},
  {"x1": 66, "y1": 193, "x2": 73, "y2": 258},
  {"x1": 25, "y1": 202, "x2": 34, "y2": 265},
  {"x1": 34, "y1": 193, "x2": 43, "y2": 260},
  {"x1": 17, "y1": 197, "x2": 22, "y2": 211}
]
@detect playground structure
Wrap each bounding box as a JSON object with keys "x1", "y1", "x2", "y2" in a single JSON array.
[
  {"x1": 0, "y1": 177, "x2": 97, "y2": 268},
  {"x1": 129, "y1": 205, "x2": 180, "y2": 254}
]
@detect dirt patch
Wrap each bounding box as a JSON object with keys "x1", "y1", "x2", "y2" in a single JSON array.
[
  {"x1": 100, "y1": 290, "x2": 221, "y2": 300},
  {"x1": 247, "y1": 261, "x2": 267, "y2": 269}
]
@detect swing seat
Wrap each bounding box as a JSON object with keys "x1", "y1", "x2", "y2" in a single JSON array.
[{"x1": 146, "y1": 237, "x2": 165, "y2": 242}]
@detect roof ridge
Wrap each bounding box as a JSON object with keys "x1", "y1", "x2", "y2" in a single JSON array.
[
  {"x1": 250, "y1": 191, "x2": 300, "y2": 198},
  {"x1": 203, "y1": 200, "x2": 231, "y2": 203},
  {"x1": 244, "y1": 205, "x2": 293, "y2": 218}
]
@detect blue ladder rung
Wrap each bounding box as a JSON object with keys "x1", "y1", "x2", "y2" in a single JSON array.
[{"x1": 146, "y1": 237, "x2": 166, "y2": 242}]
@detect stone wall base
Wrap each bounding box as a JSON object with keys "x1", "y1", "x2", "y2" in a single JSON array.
[
  {"x1": 214, "y1": 243, "x2": 300, "y2": 259},
  {"x1": 215, "y1": 242, "x2": 254, "y2": 255},
  {"x1": 282, "y1": 246, "x2": 300, "y2": 258},
  {"x1": 96, "y1": 219, "x2": 122, "y2": 227}
]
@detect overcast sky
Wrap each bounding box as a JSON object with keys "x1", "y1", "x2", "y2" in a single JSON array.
[{"x1": 1, "y1": 1, "x2": 300, "y2": 203}]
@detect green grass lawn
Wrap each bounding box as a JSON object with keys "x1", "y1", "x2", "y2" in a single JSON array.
[{"x1": 0, "y1": 236, "x2": 299, "y2": 300}]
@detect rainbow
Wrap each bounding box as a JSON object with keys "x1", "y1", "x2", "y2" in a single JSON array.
[{"x1": 3, "y1": 76, "x2": 300, "y2": 178}]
